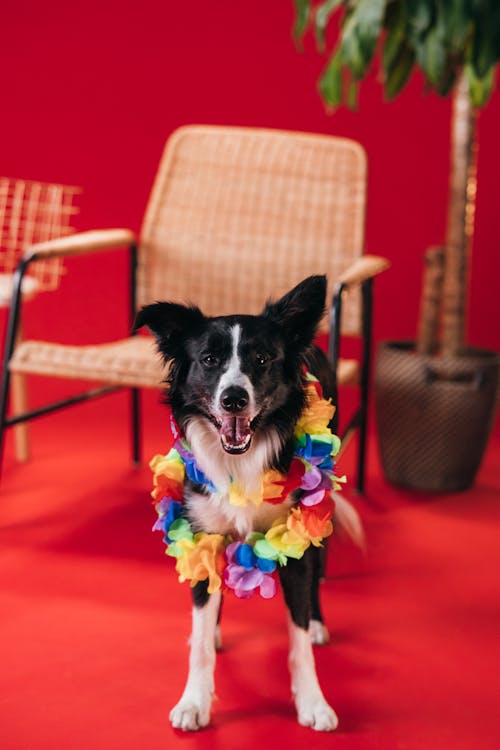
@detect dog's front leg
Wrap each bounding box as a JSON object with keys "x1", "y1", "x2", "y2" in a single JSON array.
[
  {"x1": 169, "y1": 583, "x2": 220, "y2": 731},
  {"x1": 279, "y1": 554, "x2": 338, "y2": 732}
]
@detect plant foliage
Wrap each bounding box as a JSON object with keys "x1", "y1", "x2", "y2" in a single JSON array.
[{"x1": 294, "y1": 0, "x2": 500, "y2": 107}]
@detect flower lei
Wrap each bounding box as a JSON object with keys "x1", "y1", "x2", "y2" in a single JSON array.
[{"x1": 149, "y1": 372, "x2": 346, "y2": 600}]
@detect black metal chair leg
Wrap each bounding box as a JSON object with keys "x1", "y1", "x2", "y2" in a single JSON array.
[
  {"x1": 0, "y1": 260, "x2": 28, "y2": 477},
  {"x1": 356, "y1": 403, "x2": 368, "y2": 494},
  {"x1": 356, "y1": 278, "x2": 374, "y2": 494},
  {"x1": 0, "y1": 367, "x2": 11, "y2": 476},
  {"x1": 131, "y1": 387, "x2": 141, "y2": 465}
]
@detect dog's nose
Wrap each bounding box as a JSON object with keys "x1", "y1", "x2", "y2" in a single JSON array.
[{"x1": 220, "y1": 386, "x2": 249, "y2": 413}]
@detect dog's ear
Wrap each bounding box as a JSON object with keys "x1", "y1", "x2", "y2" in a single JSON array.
[
  {"x1": 134, "y1": 302, "x2": 205, "y2": 360},
  {"x1": 262, "y1": 275, "x2": 327, "y2": 352}
]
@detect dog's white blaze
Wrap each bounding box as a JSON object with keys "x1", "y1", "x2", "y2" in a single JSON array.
[
  {"x1": 214, "y1": 324, "x2": 256, "y2": 416},
  {"x1": 169, "y1": 591, "x2": 221, "y2": 731},
  {"x1": 288, "y1": 617, "x2": 339, "y2": 732}
]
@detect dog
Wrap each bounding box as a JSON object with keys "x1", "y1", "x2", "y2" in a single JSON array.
[{"x1": 136, "y1": 274, "x2": 362, "y2": 732}]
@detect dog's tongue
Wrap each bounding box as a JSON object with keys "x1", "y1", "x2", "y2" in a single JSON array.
[{"x1": 220, "y1": 416, "x2": 252, "y2": 452}]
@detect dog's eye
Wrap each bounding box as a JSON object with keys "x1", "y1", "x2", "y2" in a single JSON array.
[
  {"x1": 255, "y1": 353, "x2": 268, "y2": 367},
  {"x1": 202, "y1": 354, "x2": 218, "y2": 367}
]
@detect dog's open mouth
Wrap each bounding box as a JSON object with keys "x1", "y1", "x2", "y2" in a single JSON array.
[{"x1": 219, "y1": 415, "x2": 253, "y2": 454}]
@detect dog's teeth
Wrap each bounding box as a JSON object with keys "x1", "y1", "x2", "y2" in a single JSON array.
[{"x1": 221, "y1": 433, "x2": 251, "y2": 451}]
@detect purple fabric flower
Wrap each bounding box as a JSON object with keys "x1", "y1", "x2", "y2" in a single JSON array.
[
  {"x1": 224, "y1": 542, "x2": 276, "y2": 599},
  {"x1": 300, "y1": 488, "x2": 327, "y2": 507},
  {"x1": 301, "y1": 466, "x2": 323, "y2": 490},
  {"x1": 300, "y1": 468, "x2": 334, "y2": 506}
]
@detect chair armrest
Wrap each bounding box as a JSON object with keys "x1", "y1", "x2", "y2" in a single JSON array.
[
  {"x1": 23, "y1": 229, "x2": 137, "y2": 262},
  {"x1": 337, "y1": 255, "x2": 390, "y2": 288}
]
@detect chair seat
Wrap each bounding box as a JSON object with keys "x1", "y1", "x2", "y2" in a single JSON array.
[
  {"x1": 9, "y1": 335, "x2": 359, "y2": 389},
  {"x1": 9, "y1": 336, "x2": 167, "y2": 388},
  {"x1": 0, "y1": 273, "x2": 40, "y2": 307}
]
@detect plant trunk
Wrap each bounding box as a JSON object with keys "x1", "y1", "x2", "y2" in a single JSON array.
[
  {"x1": 416, "y1": 246, "x2": 445, "y2": 355},
  {"x1": 442, "y1": 69, "x2": 478, "y2": 357}
]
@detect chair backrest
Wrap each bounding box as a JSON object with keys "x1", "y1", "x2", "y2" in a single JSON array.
[
  {"x1": 138, "y1": 126, "x2": 367, "y2": 335},
  {"x1": 0, "y1": 177, "x2": 80, "y2": 291}
]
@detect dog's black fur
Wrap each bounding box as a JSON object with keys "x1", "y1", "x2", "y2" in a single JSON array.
[{"x1": 136, "y1": 275, "x2": 341, "y2": 731}]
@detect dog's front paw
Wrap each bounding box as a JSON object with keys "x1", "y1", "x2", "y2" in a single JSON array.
[
  {"x1": 169, "y1": 697, "x2": 211, "y2": 732},
  {"x1": 296, "y1": 695, "x2": 339, "y2": 732},
  {"x1": 308, "y1": 619, "x2": 330, "y2": 645}
]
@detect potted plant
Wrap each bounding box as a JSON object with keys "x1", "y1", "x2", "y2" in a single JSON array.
[{"x1": 294, "y1": 0, "x2": 500, "y2": 490}]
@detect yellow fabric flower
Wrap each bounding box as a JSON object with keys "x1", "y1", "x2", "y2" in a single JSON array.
[
  {"x1": 175, "y1": 533, "x2": 225, "y2": 594},
  {"x1": 264, "y1": 519, "x2": 310, "y2": 558},
  {"x1": 229, "y1": 482, "x2": 264, "y2": 507},
  {"x1": 262, "y1": 469, "x2": 289, "y2": 500},
  {"x1": 295, "y1": 383, "x2": 336, "y2": 436}
]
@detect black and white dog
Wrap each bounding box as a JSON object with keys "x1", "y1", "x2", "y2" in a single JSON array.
[{"x1": 137, "y1": 275, "x2": 361, "y2": 732}]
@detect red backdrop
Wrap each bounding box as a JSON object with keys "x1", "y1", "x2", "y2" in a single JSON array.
[{"x1": 1, "y1": 0, "x2": 499, "y2": 354}]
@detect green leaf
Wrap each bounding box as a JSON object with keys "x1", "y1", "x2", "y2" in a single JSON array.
[
  {"x1": 416, "y1": 20, "x2": 448, "y2": 89},
  {"x1": 341, "y1": 0, "x2": 386, "y2": 79},
  {"x1": 353, "y1": 0, "x2": 386, "y2": 60},
  {"x1": 347, "y1": 78, "x2": 359, "y2": 109},
  {"x1": 466, "y1": 62, "x2": 494, "y2": 107},
  {"x1": 319, "y1": 47, "x2": 344, "y2": 107},
  {"x1": 470, "y1": 10, "x2": 496, "y2": 78},
  {"x1": 443, "y1": 0, "x2": 471, "y2": 54},
  {"x1": 293, "y1": 0, "x2": 311, "y2": 45},
  {"x1": 407, "y1": 0, "x2": 434, "y2": 40},
  {"x1": 383, "y1": 0, "x2": 409, "y2": 75},
  {"x1": 341, "y1": 13, "x2": 366, "y2": 78},
  {"x1": 385, "y1": 43, "x2": 416, "y2": 99},
  {"x1": 314, "y1": 0, "x2": 345, "y2": 52}
]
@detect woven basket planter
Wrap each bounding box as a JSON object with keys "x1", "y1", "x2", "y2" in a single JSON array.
[{"x1": 374, "y1": 341, "x2": 500, "y2": 491}]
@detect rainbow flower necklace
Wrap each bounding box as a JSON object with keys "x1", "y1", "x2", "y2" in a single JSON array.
[{"x1": 149, "y1": 372, "x2": 346, "y2": 599}]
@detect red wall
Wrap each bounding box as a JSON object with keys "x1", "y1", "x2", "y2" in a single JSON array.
[{"x1": 1, "y1": 0, "x2": 499, "y2": 353}]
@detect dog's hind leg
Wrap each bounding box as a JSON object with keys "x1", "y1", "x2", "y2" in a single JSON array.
[
  {"x1": 169, "y1": 582, "x2": 220, "y2": 731},
  {"x1": 279, "y1": 553, "x2": 338, "y2": 732},
  {"x1": 309, "y1": 546, "x2": 330, "y2": 645}
]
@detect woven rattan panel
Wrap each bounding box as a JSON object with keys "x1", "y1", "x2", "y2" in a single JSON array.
[
  {"x1": 9, "y1": 336, "x2": 167, "y2": 388},
  {"x1": 0, "y1": 177, "x2": 79, "y2": 291},
  {"x1": 138, "y1": 126, "x2": 367, "y2": 335}
]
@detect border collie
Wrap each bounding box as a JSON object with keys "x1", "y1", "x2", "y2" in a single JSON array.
[{"x1": 136, "y1": 275, "x2": 362, "y2": 732}]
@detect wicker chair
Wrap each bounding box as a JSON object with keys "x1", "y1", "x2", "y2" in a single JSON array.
[
  {"x1": 0, "y1": 177, "x2": 79, "y2": 461},
  {"x1": 0, "y1": 126, "x2": 388, "y2": 489}
]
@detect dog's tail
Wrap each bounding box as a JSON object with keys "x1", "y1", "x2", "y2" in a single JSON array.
[{"x1": 332, "y1": 492, "x2": 366, "y2": 550}]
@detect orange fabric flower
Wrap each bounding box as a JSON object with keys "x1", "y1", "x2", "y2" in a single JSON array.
[{"x1": 287, "y1": 495, "x2": 335, "y2": 546}]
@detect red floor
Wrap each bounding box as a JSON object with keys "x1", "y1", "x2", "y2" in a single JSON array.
[{"x1": 1, "y1": 389, "x2": 499, "y2": 750}]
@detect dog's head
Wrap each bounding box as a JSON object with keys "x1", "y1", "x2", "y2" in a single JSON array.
[{"x1": 135, "y1": 275, "x2": 326, "y2": 455}]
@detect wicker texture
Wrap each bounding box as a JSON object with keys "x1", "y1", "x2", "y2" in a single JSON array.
[
  {"x1": 139, "y1": 126, "x2": 366, "y2": 335},
  {"x1": 0, "y1": 177, "x2": 79, "y2": 293},
  {"x1": 10, "y1": 337, "x2": 163, "y2": 388},
  {"x1": 375, "y1": 342, "x2": 500, "y2": 491}
]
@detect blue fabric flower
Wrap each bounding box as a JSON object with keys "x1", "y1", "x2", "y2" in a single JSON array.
[
  {"x1": 256, "y1": 557, "x2": 277, "y2": 573},
  {"x1": 164, "y1": 500, "x2": 183, "y2": 541},
  {"x1": 175, "y1": 439, "x2": 219, "y2": 492},
  {"x1": 235, "y1": 543, "x2": 258, "y2": 570}
]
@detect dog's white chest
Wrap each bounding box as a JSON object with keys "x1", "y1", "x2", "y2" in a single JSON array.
[
  {"x1": 184, "y1": 415, "x2": 289, "y2": 539},
  {"x1": 185, "y1": 488, "x2": 291, "y2": 539}
]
